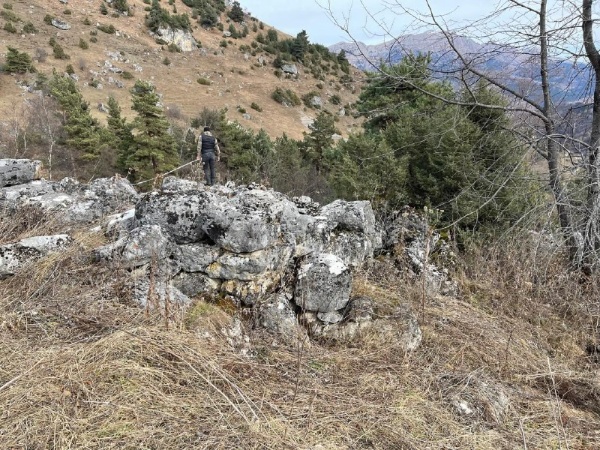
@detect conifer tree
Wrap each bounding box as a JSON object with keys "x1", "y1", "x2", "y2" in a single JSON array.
[
  {"x1": 228, "y1": 1, "x2": 244, "y2": 23},
  {"x1": 303, "y1": 111, "x2": 338, "y2": 175},
  {"x1": 4, "y1": 47, "x2": 35, "y2": 73},
  {"x1": 125, "y1": 80, "x2": 179, "y2": 183},
  {"x1": 48, "y1": 74, "x2": 105, "y2": 162},
  {"x1": 107, "y1": 96, "x2": 134, "y2": 172}
]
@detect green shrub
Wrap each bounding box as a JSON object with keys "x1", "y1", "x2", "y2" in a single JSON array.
[
  {"x1": 271, "y1": 87, "x2": 301, "y2": 106},
  {"x1": 197, "y1": 77, "x2": 211, "y2": 85},
  {"x1": 162, "y1": 56, "x2": 171, "y2": 66},
  {"x1": 302, "y1": 91, "x2": 321, "y2": 109},
  {"x1": 0, "y1": 9, "x2": 19, "y2": 22},
  {"x1": 250, "y1": 102, "x2": 262, "y2": 112},
  {"x1": 97, "y1": 23, "x2": 116, "y2": 34},
  {"x1": 53, "y1": 44, "x2": 69, "y2": 60},
  {"x1": 79, "y1": 38, "x2": 89, "y2": 49},
  {"x1": 90, "y1": 36, "x2": 98, "y2": 43},
  {"x1": 329, "y1": 94, "x2": 341, "y2": 105},
  {"x1": 100, "y1": 3, "x2": 108, "y2": 15},
  {"x1": 63, "y1": 9, "x2": 72, "y2": 15},
  {"x1": 65, "y1": 64, "x2": 74, "y2": 75},
  {"x1": 4, "y1": 47, "x2": 35, "y2": 73},
  {"x1": 3, "y1": 21, "x2": 16, "y2": 33},
  {"x1": 3, "y1": 3, "x2": 12, "y2": 9},
  {"x1": 83, "y1": 17, "x2": 91, "y2": 25},
  {"x1": 90, "y1": 29, "x2": 97, "y2": 36},
  {"x1": 43, "y1": 14, "x2": 53, "y2": 25},
  {"x1": 237, "y1": 106, "x2": 247, "y2": 114},
  {"x1": 89, "y1": 79, "x2": 100, "y2": 88},
  {"x1": 22, "y1": 21, "x2": 37, "y2": 34},
  {"x1": 121, "y1": 71, "x2": 134, "y2": 80},
  {"x1": 220, "y1": 40, "x2": 228, "y2": 48}
]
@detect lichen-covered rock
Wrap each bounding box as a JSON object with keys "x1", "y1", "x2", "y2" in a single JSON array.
[
  {"x1": 294, "y1": 253, "x2": 351, "y2": 313},
  {"x1": 134, "y1": 191, "x2": 213, "y2": 244},
  {"x1": 161, "y1": 175, "x2": 200, "y2": 192},
  {"x1": 2, "y1": 176, "x2": 138, "y2": 223},
  {"x1": 221, "y1": 274, "x2": 283, "y2": 306},
  {"x1": 206, "y1": 245, "x2": 293, "y2": 281},
  {"x1": 254, "y1": 293, "x2": 304, "y2": 342},
  {"x1": 172, "y1": 243, "x2": 221, "y2": 273},
  {"x1": 0, "y1": 159, "x2": 41, "y2": 188},
  {"x1": 93, "y1": 225, "x2": 173, "y2": 268},
  {"x1": 0, "y1": 234, "x2": 71, "y2": 278},
  {"x1": 171, "y1": 271, "x2": 220, "y2": 298}
]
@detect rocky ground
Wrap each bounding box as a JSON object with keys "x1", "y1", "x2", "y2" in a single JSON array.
[{"x1": 1, "y1": 158, "x2": 600, "y2": 449}]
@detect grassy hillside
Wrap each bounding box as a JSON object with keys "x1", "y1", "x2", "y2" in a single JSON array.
[{"x1": 0, "y1": 0, "x2": 362, "y2": 142}]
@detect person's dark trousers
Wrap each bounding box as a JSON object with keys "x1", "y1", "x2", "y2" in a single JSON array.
[{"x1": 202, "y1": 151, "x2": 216, "y2": 185}]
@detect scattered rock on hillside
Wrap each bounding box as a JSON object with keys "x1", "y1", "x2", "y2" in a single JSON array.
[
  {"x1": 154, "y1": 26, "x2": 197, "y2": 52},
  {"x1": 281, "y1": 64, "x2": 298, "y2": 75},
  {"x1": 439, "y1": 372, "x2": 511, "y2": 425},
  {"x1": 51, "y1": 19, "x2": 71, "y2": 30}
]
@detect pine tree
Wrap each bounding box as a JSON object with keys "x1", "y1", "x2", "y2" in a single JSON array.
[
  {"x1": 4, "y1": 47, "x2": 35, "y2": 73},
  {"x1": 303, "y1": 111, "x2": 338, "y2": 175},
  {"x1": 48, "y1": 74, "x2": 105, "y2": 162},
  {"x1": 125, "y1": 80, "x2": 180, "y2": 183},
  {"x1": 228, "y1": 1, "x2": 244, "y2": 23},
  {"x1": 291, "y1": 30, "x2": 309, "y2": 62},
  {"x1": 107, "y1": 96, "x2": 134, "y2": 172}
]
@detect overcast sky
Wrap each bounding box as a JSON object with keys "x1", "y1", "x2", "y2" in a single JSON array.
[{"x1": 238, "y1": 0, "x2": 501, "y2": 46}]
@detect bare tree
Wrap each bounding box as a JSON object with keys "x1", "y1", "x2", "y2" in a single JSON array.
[{"x1": 326, "y1": 0, "x2": 600, "y2": 269}]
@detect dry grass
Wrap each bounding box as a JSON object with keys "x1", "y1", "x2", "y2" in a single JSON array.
[{"x1": 2, "y1": 215, "x2": 600, "y2": 449}]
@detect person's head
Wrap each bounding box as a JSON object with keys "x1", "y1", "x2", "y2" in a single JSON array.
[{"x1": 203, "y1": 126, "x2": 210, "y2": 132}]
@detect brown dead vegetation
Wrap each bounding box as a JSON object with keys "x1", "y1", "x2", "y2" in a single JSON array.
[{"x1": 1, "y1": 208, "x2": 600, "y2": 449}]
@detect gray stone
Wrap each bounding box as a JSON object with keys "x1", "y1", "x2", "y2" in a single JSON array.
[
  {"x1": 317, "y1": 310, "x2": 344, "y2": 324},
  {"x1": 172, "y1": 243, "x2": 220, "y2": 273},
  {"x1": 254, "y1": 293, "x2": 303, "y2": 341},
  {"x1": 0, "y1": 234, "x2": 71, "y2": 278},
  {"x1": 294, "y1": 253, "x2": 351, "y2": 313},
  {"x1": 135, "y1": 191, "x2": 214, "y2": 244},
  {"x1": 161, "y1": 176, "x2": 199, "y2": 192},
  {"x1": 221, "y1": 275, "x2": 282, "y2": 306},
  {"x1": 309, "y1": 96, "x2": 322, "y2": 108},
  {"x1": 206, "y1": 245, "x2": 293, "y2": 281},
  {"x1": 171, "y1": 271, "x2": 220, "y2": 298},
  {"x1": 51, "y1": 18, "x2": 71, "y2": 30},
  {"x1": 0, "y1": 159, "x2": 41, "y2": 188},
  {"x1": 155, "y1": 26, "x2": 197, "y2": 52},
  {"x1": 281, "y1": 64, "x2": 298, "y2": 75},
  {"x1": 104, "y1": 209, "x2": 135, "y2": 236},
  {"x1": 94, "y1": 225, "x2": 173, "y2": 268}
]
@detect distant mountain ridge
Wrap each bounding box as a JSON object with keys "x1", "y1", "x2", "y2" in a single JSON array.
[{"x1": 329, "y1": 31, "x2": 591, "y2": 105}]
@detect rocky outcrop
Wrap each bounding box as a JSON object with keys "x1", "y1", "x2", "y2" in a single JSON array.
[
  {"x1": 0, "y1": 159, "x2": 41, "y2": 188},
  {"x1": 0, "y1": 171, "x2": 139, "y2": 224},
  {"x1": 154, "y1": 26, "x2": 197, "y2": 52},
  {"x1": 1, "y1": 159, "x2": 447, "y2": 349}
]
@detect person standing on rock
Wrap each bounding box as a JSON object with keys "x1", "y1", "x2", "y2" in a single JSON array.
[{"x1": 196, "y1": 126, "x2": 221, "y2": 186}]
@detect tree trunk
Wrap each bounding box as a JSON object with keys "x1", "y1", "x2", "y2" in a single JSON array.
[{"x1": 582, "y1": 0, "x2": 600, "y2": 270}]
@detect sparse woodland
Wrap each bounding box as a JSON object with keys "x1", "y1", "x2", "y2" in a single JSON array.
[{"x1": 1, "y1": 1, "x2": 600, "y2": 449}]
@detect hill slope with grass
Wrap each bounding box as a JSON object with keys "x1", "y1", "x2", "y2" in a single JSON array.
[{"x1": 0, "y1": 0, "x2": 362, "y2": 144}]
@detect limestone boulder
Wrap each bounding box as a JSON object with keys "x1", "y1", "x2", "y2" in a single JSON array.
[
  {"x1": 0, "y1": 159, "x2": 41, "y2": 188},
  {"x1": 0, "y1": 234, "x2": 71, "y2": 278},
  {"x1": 294, "y1": 253, "x2": 351, "y2": 313},
  {"x1": 254, "y1": 293, "x2": 304, "y2": 342},
  {"x1": 93, "y1": 225, "x2": 173, "y2": 268},
  {"x1": 134, "y1": 191, "x2": 214, "y2": 244}
]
